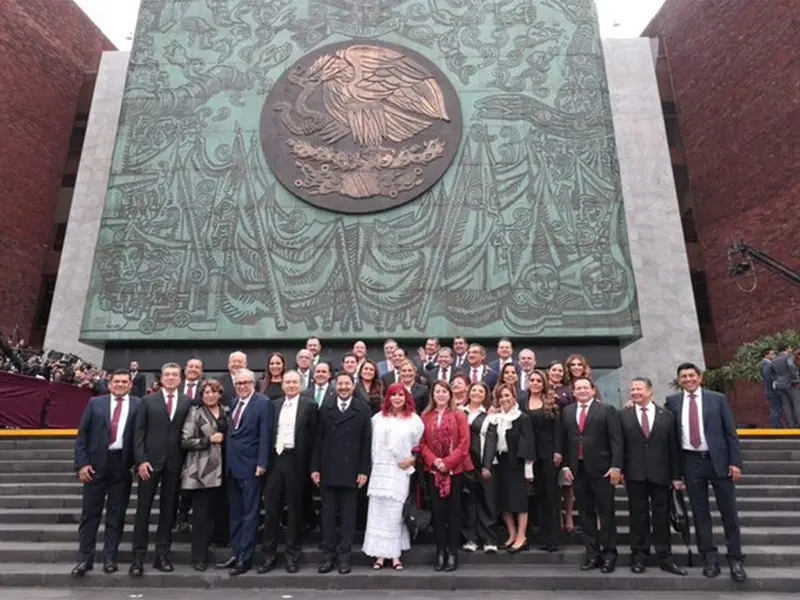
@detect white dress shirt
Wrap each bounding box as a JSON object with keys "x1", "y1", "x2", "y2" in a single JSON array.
[
  {"x1": 575, "y1": 398, "x2": 594, "y2": 424},
  {"x1": 276, "y1": 396, "x2": 299, "y2": 454},
  {"x1": 681, "y1": 388, "x2": 709, "y2": 451},
  {"x1": 183, "y1": 380, "x2": 200, "y2": 400},
  {"x1": 636, "y1": 401, "x2": 656, "y2": 432},
  {"x1": 468, "y1": 364, "x2": 485, "y2": 381},
  {"x1": 162, "y1": 389, "x2": 178, "y2": 420},
  {"x1": 108, "y1": 394, "x2": 130, "y2": 450},
  {"x1": 436, "y1": 367, "x2": 451, "y2": 381}
]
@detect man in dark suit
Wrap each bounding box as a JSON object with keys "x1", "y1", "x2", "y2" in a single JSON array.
[
  {"x1": 488, "y1": 338, "x2": 521, "y2": 376},
  {"x1": 557, "y1": 376, "x2": 622, "y2": 573},
  {"x1": 129, "y1": 363, "x2": 192, "y2": 576},
  {"x1": 377, "y1": 338, "x2": 398, "y2": 377},
  {"x1": 311, "y1": 372, "x2": 371, "y2": 575},
  {"x1": 218, "y1": 351, "x2": 248, "y2": 407},
  {"x1": 620, "y1": 378, "x2": 686, "y2": 576},
  {"x1": 258, "y1": 370, "x2": 318, "y2": 574},
  {"x1": 665, "y1": 362, "x2": 746, "y2": 582},
  {"x1": 771, "y1": 344, "x2": 800, "y2": 427},
  {"x1": 759, "y1": 348, "x2": 782, "y2": 428},
  {"x1": 71, "y1": 369, "x2": 141, "y2": 577},
  {"x1": 129, "y1": 361, "x2": 147, "y2": 399},
  {"x1": 459, "y1": 344, "x2": 499, "y2": 389},
  {"x1": 425, "y1": 347, "x2": 456, "y2": 386},
  {"x1": 220, "y1": 368, "x2": 272, "y2": 575},
  {"x1": 302, "y1": 361, "x2": 335, "y2": 407},
  {"x1": 415, "y1": 337, "x2": 441, "y2": 372}
]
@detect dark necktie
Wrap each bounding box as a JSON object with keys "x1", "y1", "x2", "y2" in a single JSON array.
[
  {"x1": 339, "y1": 401, "x2": 347, "y2": 413},
  {"x1": 166, "y1": 394, "x2": 174, "y2": 420},
  {"x1": 187, "y1": 382, "x2": 195, "y2": 401},
  {"x1": 640, "y1": 406, "x2": 651, "y2": 438},
  {"x1": 688, "y1": 393, "x2": 701, "y2": 448},
  {"x1": 232, "y1": 400, "x2": 246, "y2": 429},
  {"x1": 109, "y1": 397, "x2": 124, "y2": 444},
  {"x1": 577, "y1": 403, "x2": 588, "y2": 459},
  {"x1": 471, "y1": 368, "x2": 479, "y2": 384},
  {"x1": 442, "y1": 368, "x2": 449, "y2": 381}
]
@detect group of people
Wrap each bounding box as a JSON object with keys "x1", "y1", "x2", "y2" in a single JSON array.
[
  {"x1": 760, "y1": 344, "x2": 800, "y2": 428},
  {"x1": 71, "y1": 336, "x2": 747, "y2": 583}
]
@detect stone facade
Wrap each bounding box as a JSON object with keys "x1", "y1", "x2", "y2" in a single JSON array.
[
  {"x1": 0, "y1": 0, "x2": 114, "y2": 341},
  {"x1": 43, "y1": 52, "x2": 131, "y2": 367},
  {"x1": 604, "y1": 38, "x2": 705, "y2": 402}
]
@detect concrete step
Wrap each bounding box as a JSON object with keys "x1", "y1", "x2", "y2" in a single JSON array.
[
  {"x1": 0, "y1": 439, "x2": 75, "y2": 450},
  {"x1": 3, "y1": 541, "x2": 800, "y2": 568},
  {"x1": 742, "y1": 461, "x2": 800, "y2": 474},
  {"x1": 0, "y1": 562, "x2": 795, "y2": 591},
  {"x1": 0, "y1": 523, "x2": 796, "y2": 545}
]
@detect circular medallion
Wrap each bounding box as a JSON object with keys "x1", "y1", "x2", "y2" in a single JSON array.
[{"x1": 261, "y1": 40, "x2": 462, "y2": 214}]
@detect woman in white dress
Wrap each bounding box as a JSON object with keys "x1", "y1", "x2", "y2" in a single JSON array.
[{"x1": 362, "y1": 382, "x2": 424, "y2": 570}]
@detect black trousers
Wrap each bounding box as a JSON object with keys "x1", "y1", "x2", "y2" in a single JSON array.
[
  {"x1": 683, "y1": 451, "x2": 743, "y2": 562},
  {"x1": 320, "y1": 485, "x2": 358, "y2": 559},
  {"x1": 132, "y1": 468, "x2": 180, "y2": 560},
  {"x1": 461, "y1": 472, "x2": 497, "y2": 546},
  {"x1": 626, "y1": 480, "x2": 672, "y2": 559},
  {"x1": 176, "y1": 491, "x2": 192, "y2": 525},
  {"x1": 427, "y1": 472, "x2": 463, "y2": 552},
  {"x1": 534, "y1": 460, "x2": 560, "y2": 547},
  {"x1": 77, "y1": 452, "x2": 132, "y2": 563},
  {"x1": 573, "y1": 462, "x2": 617, "y2": 560},
  {"x1": 189, "y1": 487, "x2": 223, "y2": 563},
  {"x1": 263, "y1": 452, "x2": 304, "y2": 560}
]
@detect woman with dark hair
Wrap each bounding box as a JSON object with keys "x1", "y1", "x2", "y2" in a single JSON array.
[
  {"x1": 495, "y1": 363, "x2": 522, "y2": 403},
  {"x1": 419, "y1": 381, "x2": 472, "y2": 571},
  {"x1": 451, "y1": 373, "x2": 470, "y2": 407},
  {"x1": 357, "y1": 359, "x2": 384, "y2": 415},
  {"x1": 259, "y1": 353, "x2": 286, "y2": 399},
  {"x1": 180, "y1": 379, "x2": 229, "y2": 570},
  {"x1": 363, "y1": 383, "x2": 424, "y2": 570},
  {"x1": 493, "y1": 383, "x2": 536, "y2": 553},
  {"x1": 525, "y1": 370, "x2": 562, "y2": 551},
  {"x1": 460, "y1": 382, "x2": 499, "y2": 554}
]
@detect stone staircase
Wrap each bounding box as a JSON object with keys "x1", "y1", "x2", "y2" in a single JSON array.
[{"x1": 0, "y1": 436, "x2": 799, "y2": 590}]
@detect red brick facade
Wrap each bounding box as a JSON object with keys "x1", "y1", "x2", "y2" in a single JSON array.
[
  {"x1": 0, "y1": 0, "x2": 114, "y2": 342},
  {"x1": 645, "y1": 0, "x2": 800, "y2": 425}
]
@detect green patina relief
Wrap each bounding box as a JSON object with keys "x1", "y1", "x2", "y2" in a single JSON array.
[{"x1": 81, "y1": 0, "x2": 640, "y2": 342}]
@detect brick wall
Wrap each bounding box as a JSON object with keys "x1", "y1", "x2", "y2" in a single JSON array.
[
  {"x1": 644, "y1": 0, "x2": 800, "y2": 425},
  {"x1": 0, "y1": 0, "x2": 114, "y2": 342}
]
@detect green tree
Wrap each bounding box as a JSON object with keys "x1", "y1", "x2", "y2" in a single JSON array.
[{"x1": 703, "y1": 330, "x2": 800, "y2": 390}]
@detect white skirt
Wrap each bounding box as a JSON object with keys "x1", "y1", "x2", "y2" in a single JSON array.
[{"x1": 362, "y1": 495, "x2": 410, "y2": 559}]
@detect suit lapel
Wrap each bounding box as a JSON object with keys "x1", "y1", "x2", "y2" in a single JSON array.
[
  {"x1": 100, "y1": 396, "x2": 111, "y2": 429},
  {"x1": 337, "y1": 399, "x2": 358, "y2": 424},
  {"x1": 701, "y1": 390, "x2": 711, "y2": 428}
]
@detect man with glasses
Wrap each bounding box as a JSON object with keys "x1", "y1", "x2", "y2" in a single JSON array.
[{"x1": 218, "y1": 368, "x2": 273, "y2": 575}]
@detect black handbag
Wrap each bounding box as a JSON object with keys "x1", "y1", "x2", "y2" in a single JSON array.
[
  {"x1": 402, "y1": 493, "x2": 431, "y2": 540},
  {"x1": 669, "y1": 487, "x2": 693, "y2": 566}
]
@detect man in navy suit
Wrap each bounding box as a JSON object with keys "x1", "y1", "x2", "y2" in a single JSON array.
[
  {"x1": 665, "y1": 362, "x2": 745, "y2": 583},
  {"x1": 72, "y1": 369, "x2": 141, "y2": 577},
  {"x1": 219, "y1": 368, "x2": 272, "y2": 575},
  {"x1": 460, "y1": 344, "x2": 499, "y2": 389}
]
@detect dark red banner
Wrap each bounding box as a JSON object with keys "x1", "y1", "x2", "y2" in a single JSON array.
[{"x1": 0, "y1": 372, "x2": 91, "y2": 429}]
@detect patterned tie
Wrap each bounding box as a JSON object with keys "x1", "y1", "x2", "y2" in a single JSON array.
[
  {"x1": 166, "y1": 394, "x2": 174, "y2": 420},
  {"x1": 232, "y1": 400, "x2": 246, "y2": 429},
  {"x1": 187, "y1": 382, "x2": 195, "y2": 401},
  {"x1": 688, "y1": 393, "x2": 701, "y2": 448},
  {"x1": 339, "y1": 401, "x2": 347, "y2": 413},
  {"x1": 471, "y1": 368, "x2": 479, "y2": 384},
  {"x1": 109, "y1": 396, "x2": 124, "y2": 445},
  {"x1": 314, "y1": 387, "x2": 323, "y2": 405},
  {"x1": 577, "y1": 403, "x2": 588, "y2": 459},
  {"x1": 442, "y1": 368, "x2": 448, "y2": 381},
  {"x1": 640, "y1": 406, "x2": 651, "y2": 438}
]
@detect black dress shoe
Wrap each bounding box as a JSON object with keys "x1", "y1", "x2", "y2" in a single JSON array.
[
  {"x1": 216, "y1": 556, "x2": 237, "y2": 569},
  {"x1": 71, "y1": 561, "x2": 93, "y2": 577},
  {"x1": 229, "y1": 561, "x2": 249, "y2": 576},
  {"x1": 600, "y1": 559, "x2": 616, "y2": 574},
  {"x1": 729, "y1": 561, "x2": 747, "y2": 583},
  {"x1": 193, "y1": 562, "x2": 207, "y2": 572},
  {"x1": 580, "y1": 556, "x2": 600, "y2": 571},
  {"x1": 444, "y1": 550, "x2": 458, "y2": 572},
  {"x1": 257, "y1": 555, "x2": 278, "y2": 574},
  {"x1": 338, "y1": 560, "x2": 352, "y2": 575},
  {"x1": 631, "y1": 557, "x2": 646, "y2": 574},
  {"x1": 660, "y1": 560, "x2": 687, "y2": 576},
  {"x1": 102, "y1": 560, "x2": 118, "y2": 574},
  {"x1": 285, "y1": 560, "x2": 299, "y2": 574},
  {"x1": 153, "y1": 555, "x2": 173, "y2": 572},
  {"x1": 434, "y1": 550, "x2": 446, "y2": 572},
  {"x1": 318, "y1": 559, "x2": 335, "y2": 574},
  {"x1": 703, "y1": 559, "x2": 721, "y2": 578},
  {"x1": 129, "y1": 562, "x2": 143, "y2": 577}
]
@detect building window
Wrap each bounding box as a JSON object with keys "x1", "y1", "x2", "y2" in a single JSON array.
[
  {"x1": 53, "y1": 223, "x2": 67, "y2": 251},
  {"x1": 34, "y1": 277, "x2": 57, "y2": 331}
]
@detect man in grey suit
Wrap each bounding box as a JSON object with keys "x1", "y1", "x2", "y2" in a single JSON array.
[
  {"x1": 759, "y1": 349, "x2": 782, "y2": 428},
  {"x1": 771, "y1": 344, "x2": 800, "y2": 428}
]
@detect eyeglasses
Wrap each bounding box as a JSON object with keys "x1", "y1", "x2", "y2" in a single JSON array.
[{"x1": 235, "y1": 381, "x2": 254, "y2": 386}]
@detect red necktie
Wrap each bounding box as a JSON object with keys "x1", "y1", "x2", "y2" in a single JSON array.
[
  {"x1": 640, "y1": 407, "x2": 651, "y2": 438},
  {"x1": 471, "y1": 368, "x2": 478, "y2": 384},
  {"x1": 577, "y1": 403, "x2": 588, "y2": 459},
  {"x1": 688, "y1": 393, "x2": 701, "y2": 448},
  {"x1": 166, "y1": 394, "x2": 174, "y2": 420},
  {"x1": 442, "y1": 368, "x2": 449, "y2": 381},
  {"x1": 109, "y1": 396, "x2": 124, "y2": 444},
  {"x1": 187, "y1": 383, "x2": 195, "y2": 400},
  {"x1": 232, "y1": 401, "x2": 245, "y2": 429}
]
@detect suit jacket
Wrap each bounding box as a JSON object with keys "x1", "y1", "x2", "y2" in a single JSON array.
[
  {"x1": 271, "y1": 395, "x2": 317, "y2": 472},
  {"x1": 301, "y1": 383, "x2": 337, "y2": 408},
  {"x1": 620, "y1": 404, "x2": 681, "y2": 486},
  {"x1": 226, "y1": 392, "x2": 273, "y2": 480},
  {"x1": 771, "y1": 352, "x2": 799, "y2": 391},
  {"x1": 376, "y1": 359, "x2": 392, "y2": 377},
  {"x1": 218, "y1": 372, "x2": 237, "y2": 407},
  {"x1": 488, "y1": 359, "x2": 521, "y2": 377},
  {"x1": 458, "y1": 364, "x2": 499, "y2": 389},
  {"x1": 465, "y1": 411, "x2": 498, "y2": 471},
  {"x1": 425, "y1": 366, "x2": 457, "y2": 387},
  {"x1": 419, "y1": 409, "x2": 474, "y2": 475},
  {"x1": 665, "y1": 389, "x2": 742, "y2": 478},
  {"x1": 311, "y1": 397, "x2": 372, "y2": 487},
  {"x1": 759, "y1": 358, "x2": 778, "y2": 397},
  {"x1": 130, "y1": 372, "x2": 147, "y2": 399},
  {"x1": 133, "y1": 391, "x2": 192, "y2": 473},
  {"x1": 74, "y1": 395, "x2": 141, "y2": 473},
  {"x1": 180, "y1": 404, "x2": 229, "y2": 489},
  {"x1": 558, "y1": 401, "x2": 622, "y2": 479}
]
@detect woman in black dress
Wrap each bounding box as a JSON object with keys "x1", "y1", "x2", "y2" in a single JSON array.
[
  {"x1": 356, "y1": 359, "x2": 384, "y2": 415},
  {"x1": 460, "y1": 382, "x2": 499, "y2": 553},
  {"x1": 493, "y1": 383, "x2": 536, "y2": 553},
  {"x1": 258, "y1": 352, "x2": 286, "y2": 399},
  {"x1": 524, "y1": 370, "x2": 562, "y2": 552}
]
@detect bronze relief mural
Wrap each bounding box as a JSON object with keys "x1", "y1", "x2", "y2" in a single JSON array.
[{"x1": 262, "y1": 41, "x2": 461, "y2": 213}]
